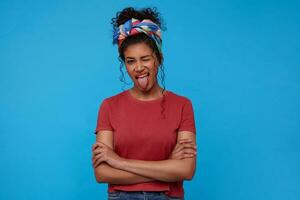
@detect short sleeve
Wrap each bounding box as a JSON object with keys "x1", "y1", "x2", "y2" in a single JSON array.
[
  {"x1": 178, "y1": 99, "x2": 196, "y2": 133},
  {"x1": 94, "y1": 99, "x2": 113, "y2": 134}
]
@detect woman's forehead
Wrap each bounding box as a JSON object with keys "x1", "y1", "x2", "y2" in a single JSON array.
[{"x1": 124, "y1": 43, "x2": 154, "y2": 56}]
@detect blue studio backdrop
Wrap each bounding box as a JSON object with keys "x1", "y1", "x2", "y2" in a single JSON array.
[{"x1": 0, "y1": 0, "x2": 299, "y2": 200}]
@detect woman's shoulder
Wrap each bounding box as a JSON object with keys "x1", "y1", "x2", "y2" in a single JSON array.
[
  {"x1": 103, "y1": 90, "x2": 128, "y2": 103},
  {"x1": 166, "y1": 90, "x2": 192, "y2": 104}
]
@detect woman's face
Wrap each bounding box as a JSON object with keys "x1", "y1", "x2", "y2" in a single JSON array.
[{"x1": 124, "y1": 42, "x2": 160, "y2": 92}]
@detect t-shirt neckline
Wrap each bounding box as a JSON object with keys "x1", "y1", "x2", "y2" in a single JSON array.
[{"x1": 126, "y1": 89, "x2": 169, "y2": 103}]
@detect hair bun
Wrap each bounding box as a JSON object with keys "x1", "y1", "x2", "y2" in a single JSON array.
[{"x1": 111, "y1": 7, "x2": 166, "y2": 31}]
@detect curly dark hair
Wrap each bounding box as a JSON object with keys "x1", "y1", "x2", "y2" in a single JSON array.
[
  {"x1": 111, "y1": 7, "x2": 166, "y2": 63},
  {"x1": 111, "y1": 7, "x2": 166, "y2": 31},
  {"x1": 111, "y1": 7, "x2": 167, "y2": 119}
]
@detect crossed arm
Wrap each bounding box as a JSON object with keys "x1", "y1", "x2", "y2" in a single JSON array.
[{"x1": 92, "y1": 130, "x2": 197, "y2": 184}]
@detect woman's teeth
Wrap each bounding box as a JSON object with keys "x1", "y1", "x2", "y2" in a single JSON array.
[{"x1": 136, "y1": 73, "x2": 149, "y2": 79}]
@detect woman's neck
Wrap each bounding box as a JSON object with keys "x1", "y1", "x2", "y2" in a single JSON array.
[{"x1": 130, "y1": 84, "x2": 165, "y2": 101}]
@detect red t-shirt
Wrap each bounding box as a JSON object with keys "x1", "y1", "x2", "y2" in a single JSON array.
[{"x1": 94, "y1": 90, "x2": 196, "y2": 198}]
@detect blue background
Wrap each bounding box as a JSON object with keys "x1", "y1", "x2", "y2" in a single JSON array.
[{"x1": 1, "y1": 0, "x2": 299, "y2": 199}]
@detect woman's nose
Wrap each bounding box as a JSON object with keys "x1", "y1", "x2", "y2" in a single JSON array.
[{"x1": 135, "y1": 62, "x2": 145, "y2": 72}]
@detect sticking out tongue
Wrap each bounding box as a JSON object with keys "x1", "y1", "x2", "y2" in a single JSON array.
[{"x1": 137, "y1": 75, "x2": 149, "y2": 89}]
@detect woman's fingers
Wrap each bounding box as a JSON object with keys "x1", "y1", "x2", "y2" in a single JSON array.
[
  {"x1": 177, "y1": 139, "x2": 197, "y2": 150},
  {"x1": 92, "y1": 143, "x2": 108, "y2": 168},
  {"x1": 183, "y1": 148, "x2": 197, "y2": 155},
  {"x1": 92, "y1": 142, "x2": 107, "y2": 155},
  {"x1": 92, "y1": 148, "x2": 104, "y2": 158},
  {"x1": 183, "y1": 153, "x2": 195, "y2": 158},
  {"x1": 171, "y1": 140, "x2": 196, "y2": 151},
  {"x1": 92, "y1": 143, "x2": 98, "y2": 151},
  {"x1": 173, "y1": 142, "x2": 197, "y2": 159},
  {"x1": 172, "y1": 144, "x2": 184, "y2": 154},
  {"x1": 93, "y1": 156, "x2": 104, "y2": 168},
  {"x1": 172, "y1": 139, "x2": 195, "y2": 152},
  {"x1": 178, "y1": 138, "x2": 193, "y2": 144},
  {"x1": 92, "y1": 142, "x2": 106, "y2": 151},
  {"x1": 176, "y1": 143, "x2": 196, "y2": 151},
  {"x1": 92, "y1": 152, "x2": 101, "y2": 163},
  {"x1": 180, "y1": 142, "x2": 197, "y2": 149},
  {"x1": 92, "y1": 152, "x2": 107, "y2": 168}
]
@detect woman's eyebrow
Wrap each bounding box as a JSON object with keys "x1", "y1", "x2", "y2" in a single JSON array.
[
  {"x1": 126, "y1": 55, "x2": 152, "y2": 59},
  {"x1": 125, "y1": 56, "x2": 135, "y2": 59},
  {"x1": 141, "y1": 55, "x2": 152, "y2": 59}
]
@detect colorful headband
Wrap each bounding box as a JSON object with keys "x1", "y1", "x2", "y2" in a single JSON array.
[{"x1": 113, "y1": 18, "x2": 162, "y2": 53}]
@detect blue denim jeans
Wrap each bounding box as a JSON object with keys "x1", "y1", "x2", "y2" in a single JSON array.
[{"x1": 108, "y1": 191, "x2": 183, "y2": 200}]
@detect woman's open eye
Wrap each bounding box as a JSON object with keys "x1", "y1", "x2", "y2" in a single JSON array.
[{"x1": 126, "y1": 60, "x2": 134, "y2": 64}]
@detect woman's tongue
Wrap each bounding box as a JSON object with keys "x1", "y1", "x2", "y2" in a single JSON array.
[{"x1": 137, "y1": 75, "x2": 149, "y2": 89}]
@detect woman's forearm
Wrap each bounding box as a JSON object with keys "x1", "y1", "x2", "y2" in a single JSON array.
[
  {"x1": 118, "y1": 157, "x2": 196, "y2": 182},
  {"x1": 94, "y1": 163, "x2": 154, "y2": 185},
  {"x1": 93, "y1": 131, "x2": 196, "y2": 183}
]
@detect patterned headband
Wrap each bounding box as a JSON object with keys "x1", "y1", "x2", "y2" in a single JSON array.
[{"x1": 113, "y1": 18, "x2": 162, "y2": 53}]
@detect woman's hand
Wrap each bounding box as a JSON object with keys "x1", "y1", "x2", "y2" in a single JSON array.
[
  {"x1": 92, "y1": 142, "x2": 124, "y2": 169},
  {"x1": 169, "y1": 139, "x2": 197, "y2": 160}
]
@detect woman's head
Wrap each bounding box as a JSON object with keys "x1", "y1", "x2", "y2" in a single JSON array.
[
  {"x1": 111, "y1": 7, "x2": 166, "y2": 92},
  {"x1": 111, "y1": 7, "x2": 165, "y2": 64}
]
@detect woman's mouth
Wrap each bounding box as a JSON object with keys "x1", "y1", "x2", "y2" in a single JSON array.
[{"x1": 136, "y1": 73, "x2": 150, "y2": 89}]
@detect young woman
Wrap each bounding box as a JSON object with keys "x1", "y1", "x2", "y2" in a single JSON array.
[{"x1": 92, "y1": 7, "x2": 197, "y2": 200}]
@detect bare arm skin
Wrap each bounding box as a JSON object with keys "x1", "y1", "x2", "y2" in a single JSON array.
[
  {"x1": 92, "y1": 130, "x2": 154, "y2": 184},
  {"x1": 93, "y1": 131, "x2": 197, "y2": 183}
]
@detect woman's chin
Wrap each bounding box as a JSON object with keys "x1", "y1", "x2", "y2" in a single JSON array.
[{"x1": 134, "y1": 83, "x2": 151, "y2": 92}]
